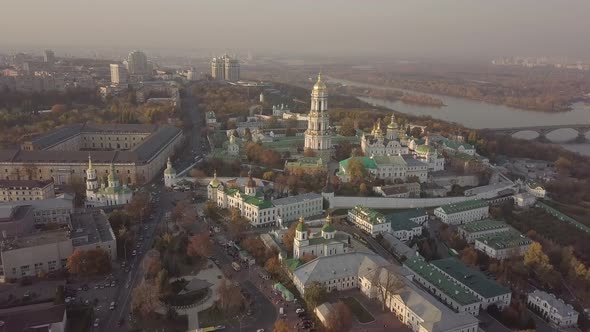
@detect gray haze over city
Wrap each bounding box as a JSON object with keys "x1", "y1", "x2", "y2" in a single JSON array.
[{"x1": 2, "y1": 0, "x2": 590, "y2": 58}]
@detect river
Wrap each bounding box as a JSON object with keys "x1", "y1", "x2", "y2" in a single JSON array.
[{"x1": 329, "y1": 77, "x2": 590, "y2": 156}]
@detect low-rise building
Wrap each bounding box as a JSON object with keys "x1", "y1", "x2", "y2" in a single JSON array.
[
  {"x1": 404, "y1": 256, "x2": 481, "y2": 315},
  {"x1": 0, "y1": 180, "x2": 55, "y2": 202},
  {"x1": 0, "y1": 205, "x2": 35, "y2": 237},
  {"x1": 440, "y1": 139, "x2": 476, "y2": 156},
  {"x1": 293, "y1": 215, "x2": 348, "y2": 259},
  {"x1": 387, "y1": 217, "x2": 422, "y2": 242},
  {"x1": 387, "y1": 208, "x2": 428, "y2": 225},
  {"x1": 284, "y1": 157, "x2": 328, "y2": 175},
  {"x1": 474, "y1": 230, "x2": 532, "y2": 260},
  {"x1": 525, "y1": 180, "x2": 546, "y2": 198},
  {"x1": 514, "y1": 192, "x2": 537, "y2": 208},
  {"x1": 0, "y1": 194, "x2": 74, "y2": 225},
  {"x1": 374, "y1": 182, "x2": 421, "y2": 198},
  {"x1": 0, "y1": 302, "x2": 67, "y2": 332},
  {"x1": 347, "y1": 206, "x2": 391, "y2": 236},
  {"x1": 434, "y1": 199, "x2": 489, "y2": 225},
  {"x1": 338, "y1": 155, "x2": 428, "y2": 183},
  {"x1": 527, "y1": 290, "x2": 579, "y2": 328},
  {"x1": 458, "y1": 219, "x2": 511, "y2": 243},
  {"x1": 208, "y1": 172, "x2": 323, "y2": 227},
  {"x1": 0, "y1": 209, "x2": 116, "y2": 279},
  {"x1": 430, "y1": 258, "x2": 511, "y2": 309}
]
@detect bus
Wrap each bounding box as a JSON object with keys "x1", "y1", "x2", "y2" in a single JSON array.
[{"x1": 232, "y1": 261, "x2": 241, "y2": 272}]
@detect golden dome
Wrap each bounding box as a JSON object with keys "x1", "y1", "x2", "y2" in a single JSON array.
[
  {"x1": 209, "y1": 170, "x2": 221, "y2": 188},
  {"x1": 313, "y1": 72, "x2": 327, "y2": 91}
]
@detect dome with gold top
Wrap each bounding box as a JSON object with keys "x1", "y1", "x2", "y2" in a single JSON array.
[{"x1": 312, "y1": 72, "x2": 327, "y2": 91}]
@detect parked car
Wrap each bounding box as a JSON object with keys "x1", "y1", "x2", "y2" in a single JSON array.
[
  {"x1": 296, "y1": 308, "x2": 305, "y2": 314},
  {"x1": 93, "y1": 318, "x2": 100, "y2": 327}
]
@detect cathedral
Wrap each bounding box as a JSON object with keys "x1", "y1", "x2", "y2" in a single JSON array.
[
  {"x1": 304, "y1": 73, "x2": 332, "y2": 159},
  {"x1": 361, "y1": 114, "x2": 410, "y2": 157},
  {"x1": 85, "y1": 156, "x2": 133, "y2": 208},
  {"x1": 293, "y1": 215, "x2": 348, "y2": 259}
]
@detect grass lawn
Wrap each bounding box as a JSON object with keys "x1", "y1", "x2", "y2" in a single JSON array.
[
  {"x1": 67, "y1": 305, "x2": 93, "y2": 332},
  {"x1": 341, "y1": 297, "x2": 375, "y2": 324}
]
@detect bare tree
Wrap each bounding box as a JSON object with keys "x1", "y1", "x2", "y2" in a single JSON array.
[
  {"x1": 326, "y1": 301, "x2": 353, "y2": 332},
  {"x1": 375, "y1": 268, "x2": 405, "y2": 311}
]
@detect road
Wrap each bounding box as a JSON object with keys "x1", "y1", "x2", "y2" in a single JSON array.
[{"x1": 100, "y1": 86, "x2": 204, "y2": 331}]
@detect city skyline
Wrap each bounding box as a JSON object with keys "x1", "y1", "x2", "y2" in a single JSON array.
[{"x1": 2, "y1": 0, "x2": 590, "y2": 58}]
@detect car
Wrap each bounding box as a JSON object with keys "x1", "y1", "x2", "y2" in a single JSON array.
[
  {"x1": 93, "y1": 318, "x2": 100, "y2": 327},
  {"x1": 110, "y1": 281, "x2": 116, "y2": 287},
  {"x1": 132, "y1": 250, "x2": 137, "y2": 256},
  {"x1": 110, "y1": 301, "x2": 116, "y2": 310},
  {"x1": 94, "y1": 285, "x2": 99, "y2": 289},
  {"x1": 295, "y1": 308, "x2": 305, "y2": 314},
  {"x1": 256, "y1": 330, "x2": 265, "y2": 332}
]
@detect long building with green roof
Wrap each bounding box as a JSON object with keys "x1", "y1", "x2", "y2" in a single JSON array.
[
  {"x1": 474, "y1": 229, "x2": 532, "y2": 260},
  {"x1": 458, "y1": 219, "x2": 511, "y2": 243},
  {"x1": 404, "y1": 256, "x2": 481, "y2": 315},
  {"x1": 431, "y1": 258, "x2": 511, "y2": 309},
  {"x1": 434, "y1": 199, "x2": 489, "y2": 225}
]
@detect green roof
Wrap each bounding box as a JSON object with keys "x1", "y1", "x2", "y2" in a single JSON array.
[
  {"x1": 442, "y1": 139, "x2": 474, "y2": 151},
  {"x1": 536, "y1": 202, "x2": 590, "y2": 234},
  {"x1": 296, "y1": 221, "x2": 308, "y2": 232},
  {"x1": 438, "y1": 199, "x2": 488, "y2": 215},
  {"x1": 404, "y1": 257, "x2": 480, "y2": 306},
  {"x1": 474, "y1": 230, "x2": 532, "y2": 250},
  {"x1": 458, "y1": 219, "x2": 509, "y2": 234},
  {"x1": 416, "y1": 145, "x2": 435, "y2": 154},
  {"x1": 372, "y1": 155, "x2": 407, "y2": 166},
  {"x1": 284, "y1": 258, "x2": 302, "y2": 272},
  {"x1": 387, "y1": 217, "x2": 421, "y2": 232},
  {"x1": 225, "y1": 188, "x2": 273, "y2": 209},
  {"x1": 430, "y1": 258, "x2": 510, "y2": 298},
  {"x1": 322, "y1": 222, "x2": 336, "y2": 233},
  {"x1": 340, "y1": 157, "x2": 377, "y2": 170},
  {"x1": 386, "y1": 208, "x2": 427, "y2": 222},
  {"x1": 349, "y1": 206, "x2": 386, "y2": 225}
]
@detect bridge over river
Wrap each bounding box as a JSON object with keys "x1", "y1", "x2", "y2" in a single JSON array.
[{"x1": 483, "y1": 124, "x2": 590, "y2": 142}]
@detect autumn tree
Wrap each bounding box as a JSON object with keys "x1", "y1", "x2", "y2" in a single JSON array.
[
  {"x1": 187, "y1": 233, "x2": 213, "y2": 259},
  {"x1": 156, "y1": 269, "x2": 170, "y2": 295},
  {"x1": 125, "y1": 191, "x2": 151, "y2": 222},
  {"x1": 273, "y1": 319, "x2": 294, "y2": 332},
  {"x1": 346, "y1": 158, "x2": 368, "y2": 184},
  {"x1": 282, "y1": 222, "x2": 298, "y2": 252},
  {"x1": 338, "y1": 117, "x2": 356, "y2": 136},
  {"x1": 303, "y1": 148, "x2": 317, "y2": 158},
  {"x1": 460, "y1": 247, "x2": 478, "y2": 267},
  {"x1": 304, "y1": 282, "x2": 327, "y2": 308},
  {"x1": 326, "y1": 301, "x2": 353, "y2": 332},
  {"x1": 216, "y1": 279, "x2": 244, "y2": 314},
  {"x1": 300, "y1": 253, "x2": 317, "y2": 264},
  {"x1": 265, "y1": 257, "x2": 282, "y2": 277},
  {"x1": 203, "y1": 200, "x2": 220, "y2": 221},
  {"x1": 131, "y1": 281, "x2": 159, "y2": 317},
  {"x1": 145, "y1": 255, "x2": 163, "y2": 279},
  {"x1": 263, "y1": 171, "x2": 276, "y2": 181},
  {"x1": 66, "y1": 249, "x2": 112, "y2": 277}
]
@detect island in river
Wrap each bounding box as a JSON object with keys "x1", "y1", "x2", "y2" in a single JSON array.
[{"x1": 333, "y1": 84, "x2": 445, "y2": 108}]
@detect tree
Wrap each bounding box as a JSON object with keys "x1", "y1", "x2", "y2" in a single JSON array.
[
  {"x1": 304, "y1": 282, "x2": 327, "y2": 308},
  {"x1": 203, "y1": 201, "x2": 220, "y2": 221},
  {"x1": 263, "y1": 171, "x2": 276, "y2": 181},
  {"x1": 265, "y1": 116, "x2": 278, "y2": 129},
  {"x1": 410, "y1": 127, "x2": 423, "y2": 138},
  {"x1": 187, "y1": 233, "x2": 213, "y2": 259},
  {"x1": 189, "y1": 168, "x2": 206, "y2": 178},
  {"x1": 228, "y1": 212, "x2": 250, "y2": 241},
  {"x1": 326, "y1": 301, "x2": 353, "y2": 332},
  {"x1": 375, "y1": 268, "x2": 404, "y2": 311},
  {"x1": 282, "y1": 222, "x2": 298, "y2": 252},
  {"x1": 54, "y1": 285, "x2": 65, "y2": 304},
  {"x1": 346, "y1": 158, "x2": 367, "y2": 184},
  {"x1": 524, "y1": 242, "x2": 551, "y2": 270},
  {"x1": 265, "y1": 257, "x2": 282, "y2": 277},
  {"x1": 125, "y1": 191, "x2": 151, "y2": 222},
  {"x1": 51, "y1": 104, "x2": 67, "y2": 113},
  {"x1": 338, "y1": 117, "x2": 356, "y2": 136},
  {"x1": 131, "y1": 281, "x2": 159, "y2": 318},
  {"x1": 66, "y1": 249, "x2": 112, "y2": 277},
  {"x1": 304, "y1": 148, "x2": 317, "y2": 157},
  {"x1": 460, "y1": 247, "x2": 478, "y2": 267},
  {"x1": 300, "y1": 253, "x2": 316, "y2": 264},
  {"x1": 156, "y1": 269, "x2": 170, "y2": 295},
  {"x1": 273, "y1": 319, "x2": 294, "y2": 332},
  {"x1": 216, "y1": 279, "x2": 243, "y2": 314},
  {"x1": 145, "y1": 255, "x2": 162, "y2": 279}
]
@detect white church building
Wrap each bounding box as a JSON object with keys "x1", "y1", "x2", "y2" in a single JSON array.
[
  {"x1": 293, "y1": 215, "x2": 348, "y2": 259},
  {"x1": 85, "y1": 156, "x2": 133, "y2": 208}
]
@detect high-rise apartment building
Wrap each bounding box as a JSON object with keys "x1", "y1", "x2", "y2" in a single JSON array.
[
  {"x1": 110, "y1": 64, "x2": 127, "y2": 84},
  {"x1": 127, "y1": 50, "x2": 149, "y2": 75},
  {"x1": 211, "y1": 54, "x2": 240, "y2": 81},
  {"x1": 44, "y1": 50, "x2": 55, "y2": 64}
]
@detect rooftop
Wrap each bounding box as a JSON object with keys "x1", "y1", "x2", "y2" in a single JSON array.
[
  {"x1": 386, "y1": 208, "x2": 427, "y2": 221},
  {"x1": 475, "y1": 229, "x2": 532, "y2": 250},
  {"x1": 431, "y1": 258, "x2": 510, "y2": 298},
  {"x1": 441, "y1": 139, "x2": 474, "y2": 151},
  {"x1": 0, "y1": 302, "x2": 66, "y2": 332},
  {"x1": 340, "y1": 156, "x2": 377, "y2": 170},
  {"x1": 404, "y1": 256, "x2": 480, "y2": 306},
  {"x1": 458, "y1": 219, "x2": 510, "y2": 234},
  {"x1": 0, "y1": 179, "x2": 53, "y2": 189},
  {"x1": 272, "y1": 192, "x2": 322, "y2": 206},
  {"x1": 437, "y1": 199, "x2": 488, "y2": 215},
  {"x1": 529, "y1": 290, "x2": 578, "y2": 317},
  {"x1": 387, "y1": 217, "x2": 421, "y2": 232},
  {"x1": 349, "y1": 206, "x2": 387, "y2": 225}
]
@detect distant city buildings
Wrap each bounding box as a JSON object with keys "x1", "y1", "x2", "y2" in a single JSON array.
[
  {"x1": 127, "y1": 50, "x2": 149, "y2": 75},
  {"x1": 43, "y1": 50, "x2": 55, "y2": 64},
  {"x1": 211, "y1": 54, "x2": 240, "y2": 81},
  {"x1": 110, "y1": 63, "x2": 127, "y2": 84}
]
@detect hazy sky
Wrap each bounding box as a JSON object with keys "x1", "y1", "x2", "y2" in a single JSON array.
[{"x1": 2, "y1": 0, "x2": 590, "y2": 58}]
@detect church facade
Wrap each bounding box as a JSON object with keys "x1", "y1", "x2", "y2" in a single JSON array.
[
  {"x1": 85, "y1": 156, "x2": 133, "y2": 208},
  {"x1": 293, "y1": 215, "x2": 348, "y2": 259}
]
